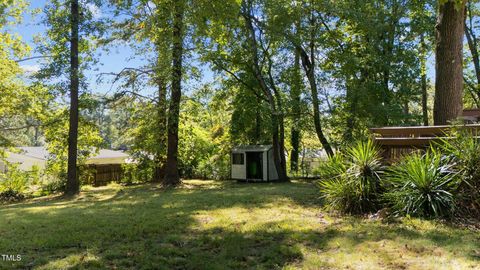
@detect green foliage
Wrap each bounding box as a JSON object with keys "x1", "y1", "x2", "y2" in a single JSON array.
[
  {"x1": 43, "y1": 106, "x2": 103, "y2": 178},
  {"x1": 346, "y1": 140, "x2": 384, "y2": 199},
  {"x1": 0, "y1": 166, "x2": 28, "y2": 194},
  {"x1": 437, "y1": 130, "x2": 480, "y2": 217},
  {"x1": 384, "y1": 149, "x2": 459, "y2": 218},
  {"x1": 121, "y1": 162, "x2": 154, "y2": 185},
  {"x1": 318, "y1": 140, "x2": 383, "y2": 214},
  {"x1": 315, "y1": 153, "x2": 347, "y2": 180},
  {"x1": 38, "y1": 176, "x2": 65, "y2": 196},
  {"x1": 0, "y1": 163, "x2": 40, "y2": 201},
  {"x1": 177, "y1": 89, "x2": 232, "y2": 180}
]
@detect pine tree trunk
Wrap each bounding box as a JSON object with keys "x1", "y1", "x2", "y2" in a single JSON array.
[
  {"x1": 152, "y1": 79, "x2": 167, "y2": 182},
  {"x1": 164, "y1": 0, "x2": 184, "y2": 186},
  {"x1": 66, "y1": 0, "x2": 80, "y2": 195},
  {"x1": 434, "y1": 0, "x2": 466, "y2": 125}
]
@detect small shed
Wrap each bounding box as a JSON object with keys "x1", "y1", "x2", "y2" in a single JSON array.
[{"x1": 231, "y1": 145, "x2": 279, "y2": 181}]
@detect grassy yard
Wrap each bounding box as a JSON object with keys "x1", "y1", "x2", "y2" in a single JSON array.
[{"x1": 0, "y1": 180, "x2": 479, "y2": 270}]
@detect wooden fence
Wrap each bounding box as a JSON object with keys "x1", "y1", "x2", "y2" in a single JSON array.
[
  {"x1": 80, "y1": 164, "x2": 124, "y2": 186},
  {"x1": 370, "y1": 124, "x2": 480, "y2": 162}
]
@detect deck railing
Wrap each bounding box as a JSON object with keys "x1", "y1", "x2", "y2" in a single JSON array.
[{"x1": 369, "y1": 124, "x2": 480, "y2": 161}]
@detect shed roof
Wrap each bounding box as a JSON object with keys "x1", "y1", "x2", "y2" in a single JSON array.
[{"x1": 232, "y1": 145, "x2": 272, "y2": 152}]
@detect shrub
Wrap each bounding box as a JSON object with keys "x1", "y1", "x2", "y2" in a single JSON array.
[
  {"x1": 436, "y1": 130, "x2": 480, "y2": 217},
  {"x1": 0, "y1": 164, "x2": 30, "y2": 202},
  {"x1": 384, "y1": 149, "x2": 459, "y2": 218},
  {"x1": 315, "y1": 153, "x2": 347, "y2": 180},
  {"x1": 39, "y1": 176, "x2": 65, "y2": 195},
  {"x1": 318, "y1": 140, "x2": 383, "y2": 214},
  {"x1": 121, "y1": 161, "x2": 154, "y2": 185}
]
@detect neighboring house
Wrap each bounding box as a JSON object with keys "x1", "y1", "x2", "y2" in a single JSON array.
[{"x1": 0, "y1": 147, "x2": 131, "y2": 186}]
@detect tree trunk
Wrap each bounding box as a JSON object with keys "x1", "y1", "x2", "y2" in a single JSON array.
[
  {"x1": 420, "y1": 34, "x2": 429, "y2": 126},
  {"x1": 254, "y1": 95, "x2": 261, "y2": 143},
  {"x1": 164, "y1": 0, "x2": 184, "y2": 186},
  {"x1": 152, "y1": 79, "x2": 167, "y2": 182},
  {"x1": 343, "y1": 79, "x2": 357, "y2": 142},
  {"x1": 434, "y1": 0, "x2": 466, "y2": 125},
  {"x1": 66, "y1": 0, "x2": 80, "y2": 195},
  {"x1": 296, "y1": 10, "x2": 334, "y2": 157},
  {"x1": 297, "y1": 47, "x2": 334, "y2": 157},
  {"x1": 290, "y1": 49, "x2": 301, "y2": 174}
]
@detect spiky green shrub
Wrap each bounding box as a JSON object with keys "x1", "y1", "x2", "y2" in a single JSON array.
[
  {"x1": 315, "y1": 153, "x2": 347, "y2": 180},
  {"x1": 318, "y1": 140, "x2": 383, "y2": 214},
  {"x1": 384, "y1": 149, "x2": 459, "y2": 218},
  {"x1": 437, "y1": 130, "x2": 480, "y2": 217}
]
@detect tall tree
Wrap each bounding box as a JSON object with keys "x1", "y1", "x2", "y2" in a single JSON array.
[
  {"x1": 36, "y1": 0, "x2": 106, "y2": 193},
  {"x1": 65, "y1": 0, "x2": 80, "y2": 195},
  {"x1": 164, "y1": 0, "x2": 185, "y2": 186},
  {"x1": 434, "y1": 0, "x2": 466, "y2": 125},
  {"x1": 240, "y1": 0, "x2": 288, "y2": 181},
  {"x1": 290, "y1": 47, "x2": 302, "y2": 173}
]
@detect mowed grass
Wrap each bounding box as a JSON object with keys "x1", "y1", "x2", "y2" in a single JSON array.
[{"x1": 0, "y1": 180, "x2": 479, "y2": 270}]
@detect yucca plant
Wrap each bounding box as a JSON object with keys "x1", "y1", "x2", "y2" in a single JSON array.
[
  {"x1": 345, "y1": 140, "x2": 383, "y2": 204},
  {"x1": 318, "y1": 140, "x2": 384, "y2": 214},
  {"x1": 384, "y1": 149, "x2": 459, "y2": 218},
  {"x1": 437, "y1": 129, "x2": 480, "y2": 217},
  {"x1": 315, "y1": 153, "x2": 347, "y2": 180}
]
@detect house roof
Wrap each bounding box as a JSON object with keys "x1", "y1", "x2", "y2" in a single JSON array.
[
  {"x1": 232, "y1": 145, "x2": 273, "y2": 152},
  {"x1": 17, "y1": 147, "x2": 50, "y2": 160},
  {"x1": 12, "y1": 147, "x2": 129, "y2": 161}
]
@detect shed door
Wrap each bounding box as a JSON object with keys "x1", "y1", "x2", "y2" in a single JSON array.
[{"x1": 246, "y1": 152, "x2": 263, "y2": 180}]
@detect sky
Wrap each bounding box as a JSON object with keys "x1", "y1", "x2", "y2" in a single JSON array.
[{"x1": 14, "y1": 0, "x2": 215, "y2": 96}]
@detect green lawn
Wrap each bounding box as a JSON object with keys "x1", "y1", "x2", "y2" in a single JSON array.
[{"x1": 0, "y1": 180, "x2": 479, "y2": 270}]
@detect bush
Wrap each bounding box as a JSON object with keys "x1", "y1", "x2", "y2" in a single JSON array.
[
  {"x1": 0, "y1": 164, "x2": 31, "y2": 202},
  {"x1": 318, "y1": 140, "x2": 383, "y2": 214},
  {"x1": 384, "y1": 149, "x2": 459, "y2": 218},
  {"x1": 315, "y1": 154, "x2": 347, "y2": 180},
  {"x1": 437, "y1": 130, "x2": 480, "y2": 217},
  {"x1": 121, "y1": 161, "x2": 154, "y2": 185},
  {"x1": 39, "y1": 176, "x2": 65, "y2": 195}
]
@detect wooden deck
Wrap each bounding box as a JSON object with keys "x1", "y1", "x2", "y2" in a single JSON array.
[{"x1": 370, "y1": 124, "x2": 480, "y2": 161}]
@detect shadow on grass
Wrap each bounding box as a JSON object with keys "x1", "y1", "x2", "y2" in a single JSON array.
[{"x1": 0, "y1": 181, "x2": 478, "y2": 269}]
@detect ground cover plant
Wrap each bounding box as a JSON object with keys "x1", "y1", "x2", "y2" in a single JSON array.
[{"x1": 1, "y1": 180, "x2": 478, "y2": 270}]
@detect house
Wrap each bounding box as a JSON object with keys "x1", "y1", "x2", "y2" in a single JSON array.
[
  {"x1": 0, "y1": 147, "x2": 131, "y2": 186},
  {"x1": 231, "y1": 145, "x2": 279, "y2": 181}
]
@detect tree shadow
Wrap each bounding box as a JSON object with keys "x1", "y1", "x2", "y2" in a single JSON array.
[{"x1": 0, "y1": 181, "x2": 478, "y2": 269}]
